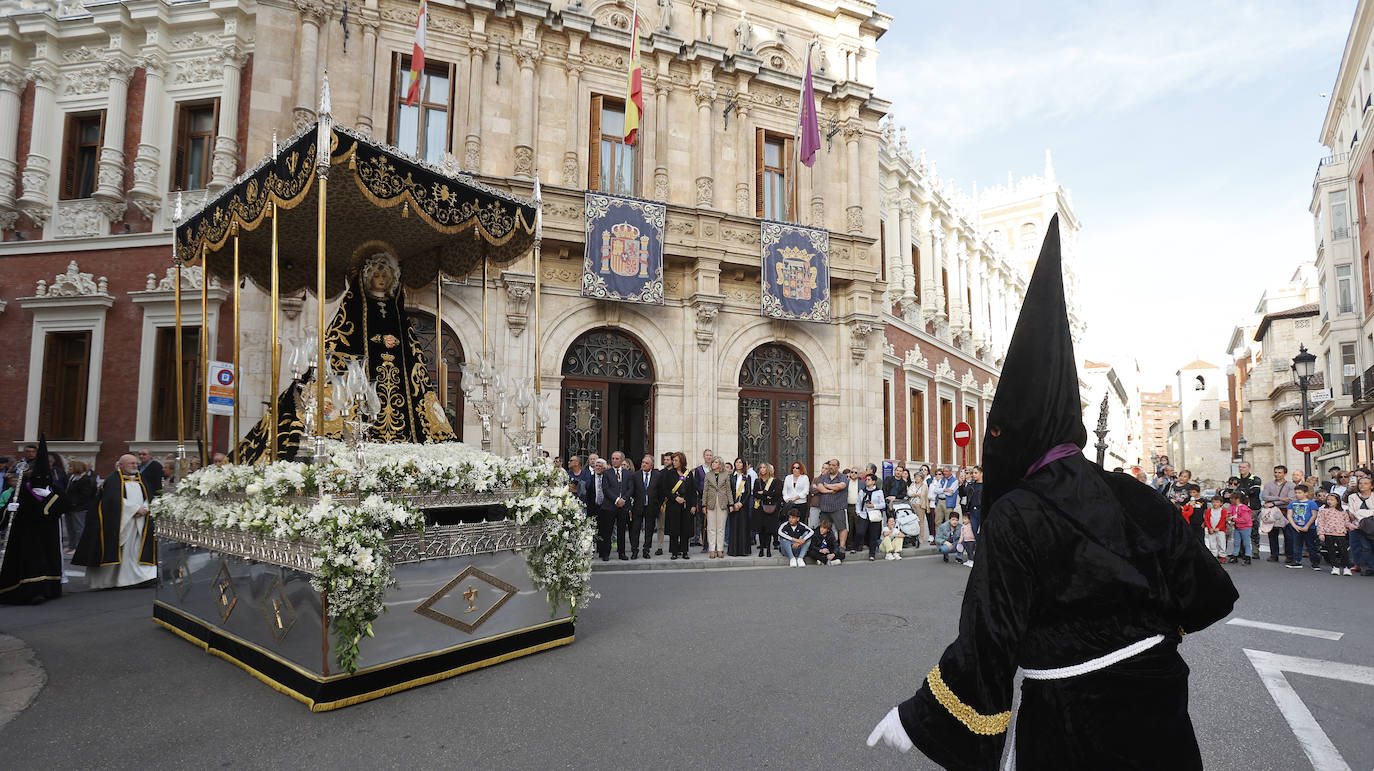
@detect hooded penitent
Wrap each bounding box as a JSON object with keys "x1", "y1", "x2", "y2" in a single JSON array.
[
  {"x1": 0, "y1": 433, "x2": 64, "y2": 604},
  {"x1": 980, "y1": 214, "x2": 1086, "y2": 511},
  {"x1": 888, "y1": 217, "x2": 1238, "y2": 771}
]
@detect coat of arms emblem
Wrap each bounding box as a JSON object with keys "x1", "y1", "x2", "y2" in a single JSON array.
[
  {"x1": 599, "y1": 222, "x2": 651, "y2": 278},
  {"x1": 773, "y1": 246, "x2": 819, "y2": 301}
]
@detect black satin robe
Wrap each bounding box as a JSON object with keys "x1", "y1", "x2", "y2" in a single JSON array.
[
  {"x1": 899, "y1": 454, "x2": 1237, "y2": 769},
  {"x1": 0, "y1": 485, "x2": 64, "y2": 604}
]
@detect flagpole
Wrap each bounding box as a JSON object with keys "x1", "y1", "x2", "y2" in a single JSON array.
[{"x1": 791, "y1": 40, "x2": 813, "y2": 223}]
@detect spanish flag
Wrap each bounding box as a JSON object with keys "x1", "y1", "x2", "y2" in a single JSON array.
[
  {"x1": 405, "y1": 0, "x2": 428, "y2": 106},
  {"x1": 624, "y1": 2, "x2": 643, "y2": 145}
]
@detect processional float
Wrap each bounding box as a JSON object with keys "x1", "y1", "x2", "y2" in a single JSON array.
[{"x1": 153, "y1": 88, "x2": 588, "y2": 711}]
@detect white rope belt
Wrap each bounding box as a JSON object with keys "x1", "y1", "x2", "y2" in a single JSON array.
[{"x1": 1019, "y1": 635, "x2": 1166, "y2": 681}]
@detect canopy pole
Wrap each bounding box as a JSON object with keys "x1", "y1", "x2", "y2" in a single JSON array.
[
  {"x1": 532, "y1": 176, "x2": 543, "y2": 449},
  {"x1": 200, "y1": 245, "x2": 210, "y2": 468},
  {"x1": 481, "y1": 257, "x2": 488, "y2": 362},
  {"x1": 437, "y1": 271, "x2": 446, "y2": 417},
  {"x1": 173, "y1": 192, "x2": 185, "y2": 481},
  {"x1": 316, "y1": 175, "x2": 328, "y2": 463},
  {"x1": 232, "y1": 226, "x2": 241, "y2": 464},
  {"x1": 269, "y1": 199, "x2": 280, "y2": 464}
]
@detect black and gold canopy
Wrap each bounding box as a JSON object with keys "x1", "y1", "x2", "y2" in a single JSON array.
[{"x1": 174, "y1": 123, "x2": 537, "y2": 296}]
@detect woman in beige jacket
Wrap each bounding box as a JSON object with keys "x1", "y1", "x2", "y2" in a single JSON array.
[{"x1": 703, "y1": 457, "x2": 731, "y2": 558}]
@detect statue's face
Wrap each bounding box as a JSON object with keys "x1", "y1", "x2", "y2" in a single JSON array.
[{"x1": 369, "y1": 270, "x2": 389, "y2": 293}]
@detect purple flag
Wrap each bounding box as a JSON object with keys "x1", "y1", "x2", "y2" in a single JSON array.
[{"x1": 798, "y1": 49, "x2": 821, "y2": 167}]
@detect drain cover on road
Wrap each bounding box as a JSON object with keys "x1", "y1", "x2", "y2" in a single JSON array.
[{"x1": 841, "y1": 612, "x2": 910, "y2": 630}]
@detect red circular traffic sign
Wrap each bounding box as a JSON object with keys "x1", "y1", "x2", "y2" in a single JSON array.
[
  {"x1": 1291, "y1": 429, "x2": 1323, "y2": 454},
  {"x1": 953, "y1": 421, "x2": 973, "y2": 448}
]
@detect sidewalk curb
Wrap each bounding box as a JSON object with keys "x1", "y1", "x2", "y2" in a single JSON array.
[
  {"x1": 590, "y1": 544, "x2": 954, "y2": 572},
  {"x1": 0, "y1": 633, "x2": 45, "y2": 732}
]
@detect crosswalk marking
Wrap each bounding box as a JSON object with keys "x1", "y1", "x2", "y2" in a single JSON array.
[
  {"x1": 1227, "y1": 617, "x2": 1344, "y2": 641},
  {"x1": 1245, "y1": 648, "x2": 1374, "y2": 771}
]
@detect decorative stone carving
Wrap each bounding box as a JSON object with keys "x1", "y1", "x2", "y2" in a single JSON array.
[
  {"x1": 212, "y1": 138, "x2": 239, "y2": 184},
  {"x1": 293, "y1": 107, "x2": 315, "y2": 132},
  {"x1": 36, "y1": 261, "x2": 108, "y2": 297},
  {"x1": 658, "y1": 171, "x2": 671, "y2": 203},
  {"x1": 563, "y1": 152, "x2": 580, "y2": 187},
  {"x1": 137, "y1": 51, "x2": 167, "y2": 78},
  {"x1": 692, "y1": 298, "x2": 722, "y2": 350},
  {"x1": 172, "y1": 31, "x2": 222, "y2": 51},
  {"x1": 846, "y1": 205, "x2": 863, "y2": 234},
  {"x1": 62, "y1": 46, "x2": 99, "y2": 64},
  {"x1": 735, "y1": 182, "x2": 749, "y2": 216},
  {"x1": 280, "y1": 292, "x2": 305, "y2": 320},
  {"x1": 19, "y1": 154, "x2": 53, "y2": 226},
  {"x1": 130, "y1": 146, "x2": 162, "y2": 219},
  {"x1": 850, "y1": 321, "x2": 874, "y2": 365},
  {"x1": 513, "y1": 145, "x2": 534, "y2": 177},
  {"x1": 61, "y1": 66, "x2": 107, "y2": 96},
  {"x1": 0, "y1": 209, "x2": 18, "y2": 232},
  {"x1": 465, "y1": 138, "x2": 481, "y2": 173},
  {"x1": 935, "y1": 357, "x2": 956, "y2": 381},
  {"x1": 904, "y1": 349, "x2": 929, "y2": 371},
  {"x1": 982, "y1": 379, "x2": 997, "y2": 399},
  {"x1": 695, "y1": 176, "x2": 713, "y2": 207},
  {"x1": 883, "y1": 342, "x2": 896, "y2": 358},
  {"x1": 502, "y1": 273, "x2": 535, "y2": 337},
  {"x1": 150, "y1": 264, "x2": 217, "y2": 291},
  {"x1": 961, "y1": 371, "x2": 979, "y2": 390},
  {"x1": 172, "y1": 56, "x2": 219, "y2": 85}
]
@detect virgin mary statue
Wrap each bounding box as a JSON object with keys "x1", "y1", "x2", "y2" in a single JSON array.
[{"x1": 234, "y1": 246, "x2": 455, "y2": 463}]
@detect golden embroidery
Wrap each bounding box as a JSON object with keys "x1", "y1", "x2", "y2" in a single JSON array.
[
  {"x1": 926, "y1": 665, "x2": 1010, "y2": 736},
  {"x1": 372, "y1": 353, "x2": 407, "y2": 442}
]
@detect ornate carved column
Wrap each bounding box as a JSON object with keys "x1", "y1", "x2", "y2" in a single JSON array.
[
  {"x1": 0, "y1": 64, "x2": 26, "y2": 231},
  {"x1": 513, "y1": 44, "x2": 539, "y2": 178},
  {"x1": 843, "y1": 118, "x2": 863, "y2": 234},
  {"x1": 562, "y1": 57, "x2": 584, "y2": 186},
  {"x1": 208, "y1": 44, "x2": 248, "y2": 194},
  {"x1": 356, "y1": 13, "x2": 381, "y2": 136},
  {"x1": 464, "y1": 36, "x2": 487, "y2": 173},
  {"x1": 897, "y1": 200, "x2": 916, "y2": 320},
  {"x1": 293, "y1": 0, "x2": 327, "y2": 130},
  {"x1": 655, "y1": 73, "x2": 673, "y2": 202},
  {"x1": 694, "y1": 80, "x2": 714, "y2": 207},
  {"x1": 90, "y1": 54, "x2": 136, "y2": 222},
  {"x1": 733, "y1": 87, "x2": 751, "y2": 214},
  {"x1": 951, "y1": 233, "x2": 970, "y2": 337},
  {"x1": 130, "y1": 51, "x2": 166, "y2": 219},
  {"x1": 917, "y1": 201, "x2": 937, "y2": 321},
  {"x1": 17, "y1": 61, "x2": 58, "y2": 227}
]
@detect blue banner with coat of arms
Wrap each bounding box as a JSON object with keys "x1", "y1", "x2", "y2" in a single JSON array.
[
  {"x1": 582, "y1": 191, "x2": 665, "y2": 305},
  {"x1": 761, "y1": 220, "x2": 830, "y2": 322}
]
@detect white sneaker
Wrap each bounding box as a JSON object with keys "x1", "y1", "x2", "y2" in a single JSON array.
[
  {"x1": 1343, "y1": 568, "x2": 1353, "y2": 576},
  {"x1": 895, "y1": 553, "x2": 903, "y2": 560},
  {"x1": 963, "y1": 560, "x2": 974, "y2": 568},
  {"x1": 885, "y1": 553, "x2": 894, "y2": 560},
  {"x1": 789, "y1": 557, "x2": 798, "y2": 567},
  {"x1": 797, "y1": 559, "x2": 805, "y2": 567},
  {"x1": 1332, "y1": 567, "x2": 1341, "y2": 575}
]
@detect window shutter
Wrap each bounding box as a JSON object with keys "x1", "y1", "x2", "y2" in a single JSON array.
[
  {"x1": 38, "y1": 334, "x2": 59, "y2": 434},
  {"x1": 71, "y1": 331, "x2": 90, "y2": 438},
  {"x1": 60, "y1": 115, "x2": 78, "y2": 200},
  {"x1": 173, "y1": 106, "x2": 187, "y2": 191},
  {"x1": 387, "y1": 52, "x2": 401, "y2": 146},
  {"x1": 754, "y1": 128, "x2": 765, "y2": 217},
  {"x1": 783, "y1": 136, "x2": 795, "y2": 222},
  {"x1": 587, "y1": 95, "x2": 603, "y2": 192}
]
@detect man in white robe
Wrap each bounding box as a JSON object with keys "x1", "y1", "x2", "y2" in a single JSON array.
[{"x1": 74, "y1": 454, "x2": 157, "y2": 589}]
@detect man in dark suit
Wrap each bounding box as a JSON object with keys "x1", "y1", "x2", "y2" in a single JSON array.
[
  {"x1": 135, "y1": 448, "x2": 164, "y2": 497},
  {"x1": 600, "y1": 451, "x2": 636, "y2": 561},
  {"x1": 630, "y1": 454, "x2": 658, "y2": 559}
]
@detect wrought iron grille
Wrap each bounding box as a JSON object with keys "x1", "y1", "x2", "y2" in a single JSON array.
[
  {"x1": 738, "y1": 397, "x2": 772, "y2": 469},
  {"x1": 777, "y1": 398, "x2": 810, "y2": 473},
  {"x1": 739, "y1": 344, "x2": 812, "y2": 391},
  {"x1": 563, "y1": 387, "x2": 604, "y2": 460},
  {"x1": 562, "y1": 329, "x2": 652, "y2": 381}
]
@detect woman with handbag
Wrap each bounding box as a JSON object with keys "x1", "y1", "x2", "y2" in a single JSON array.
[
  {"x1": 753, "y1": 463, "x2": 782, "y2": 557},
  {"x1": 702, "y1": 457, "x2": 731, "y2": 559},
  {"x1": 907, "y1": 466, "x2": 930, "y2": 546},
  {"x1": 727, "y1": 457, "x2": 754, "y2": 557},
  {"x1": 858, "y1": 473, "x2": 886, "y2": 560}
]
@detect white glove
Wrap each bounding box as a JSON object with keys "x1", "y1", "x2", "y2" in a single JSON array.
[
  {"x1": 31, "y1": 487, "x2": 50, "y2": 498},
  {"x1": 865, "y1": 706, "x2": 913, "y2": 753}
]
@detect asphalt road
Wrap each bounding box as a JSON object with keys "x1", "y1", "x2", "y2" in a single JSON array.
[{"x1": 1, "y1": 551, "x2": 1371, "y2": 769}]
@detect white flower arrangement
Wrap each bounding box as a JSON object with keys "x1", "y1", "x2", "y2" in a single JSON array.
[{"x1": 152, "y1": 440, "x2": 593, "y2": 674}]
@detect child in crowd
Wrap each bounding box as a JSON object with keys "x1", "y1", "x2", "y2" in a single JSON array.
[
  {"x1": 1287, "y1": 485, "x2": 1322, "y2": 570},
  {"x1": 1227, "y1": 491, "x2": 1253, "y2": 565},
  {"x1": 1317, "y1": 492, "x2": 1358, "y2": 576},
  {"x1": 808, "y1": 519, "x2": 844, "y2": 566},
  {"x1": 1259, "y1": 501, "x2": 1282, "y2": 561},
  {"x1": 880, "y1": 515, "x2": 904, "y2": 560},
  {"x1": 959, "y1": 518, "x2": 977, "y2": 566},
  {"x1": 1204, "y1": 494, "x2": 1228, "y2": 562},
  {"x1": 1182, "y1": 483, "x2": 1206, "y2": 542},
  {"x1": 777, "y1": 510, "x2": 813, "y2": 568}
]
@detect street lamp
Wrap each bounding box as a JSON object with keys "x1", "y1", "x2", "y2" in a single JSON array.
[
  {"x1": 1236, "y1": 435, "x2": 1248, "y2": 463},
  {"x1": 1292, "y1": 344, "x2": 1318, "y2": 477}
]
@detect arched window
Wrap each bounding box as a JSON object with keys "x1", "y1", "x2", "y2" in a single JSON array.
[
  {"x1": 1204, "y1": 419, "x2": 1211, "y2": 430},
  {"x1": 1191, "y1": 420, "x2": 1198, "y2": 430},
  {"x1": 560, "y1": 328, "x2": 654, "y2": 461},
  {"x1": 1019, "y1": 222, "x2": 1038, "y2": 259}
]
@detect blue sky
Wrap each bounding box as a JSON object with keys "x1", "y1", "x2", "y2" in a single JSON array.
[{"x1": 875, "y1": 0, "x2": 1355, "y2": 389}]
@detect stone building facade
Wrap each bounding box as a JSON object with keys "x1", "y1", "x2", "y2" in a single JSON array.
[
  {"x1": 1140, "y1": 385, "x2": 1178, "y2": 466},
  {"x1": 0, "y1": 0, "x2": 901, "y2": 472}
]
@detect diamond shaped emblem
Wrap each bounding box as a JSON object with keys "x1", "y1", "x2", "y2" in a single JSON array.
[
  {"x1": 414, "y1": 565, "x2": 517, "y2": 634},
  {"x1": 259, "y1": 575, "x2": 297, "y2": 644},
  {"x1": 171, "y1": 553, "x2": 193, "y2": 602},
  {"x1": 212, "y1": 558, "x2": 238, "y2": 624}
]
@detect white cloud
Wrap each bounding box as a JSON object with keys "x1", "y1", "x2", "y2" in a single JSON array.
[{"x1": 878, "y1": 1, "x2": 1349, "y2": 149}]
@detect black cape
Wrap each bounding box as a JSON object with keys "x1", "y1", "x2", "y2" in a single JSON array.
[
  {"x1": 72, "y1": 471, "x2": 157, "y2": 569},
  {"x1": 0, "y1": 484, "x2": 64, "y2": 604},
  {"x1": 897, "y1": 216, "x2": 1238, "y2": 769}
]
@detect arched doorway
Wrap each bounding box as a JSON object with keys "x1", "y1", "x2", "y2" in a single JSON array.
[
  {"x1": 408, "y1": 309, "x2": 464, "y2": 440},
  {"x1": 738, "y1": 344, "x2": 812, "y2": 473},
  {"x1": 560, "y1": 328, "x2": 654, "y2": 462}
]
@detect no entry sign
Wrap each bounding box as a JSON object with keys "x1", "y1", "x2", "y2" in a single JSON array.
[
  {"x1": 953, "y1": 421, "x2": 972, "y2": 448},
  {"x1": 1291, "y1": 429, "x2": 1323, "y2": 454}
]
